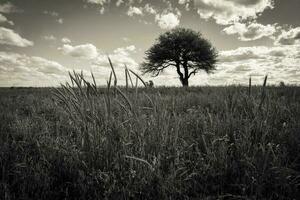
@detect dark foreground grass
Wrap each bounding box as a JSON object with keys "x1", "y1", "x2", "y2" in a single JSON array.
[{"x1": 0, "y1": 83, "x2": 299, "y2": 199}]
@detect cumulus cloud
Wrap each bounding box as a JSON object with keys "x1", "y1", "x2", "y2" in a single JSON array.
[
  {"x1": 86, "y1": 0, "x2": 107, "y2": 5},
  {"x1": 58, "y1": 43, "x2": 138, "y2": 74},
  {"x1": 31, "y1": 57, "x2": 67, "y2": 74},
  {"x1": 85, "y1": 0, "x2": 107, "y2": 14},
  {"x1": 126, "y1": 3, "x2": 181, "y2": 30},
  {"x1": 59, "y1": 43, "x2": 98, "y2": 59},
  {"x1": 219, "y1": 46, "x2": 264, "y2": 62},
  {"x1": 223, "y1": 22, "x2": 277, "y2": 41},
  {"x1": 218, "y1": 45, "x2": 300, "y2": 62},
  {"x1": 0, "y1": 27, "x2": 33, "y2": 47},
  {"x1": 0, "y1": 13, "x2": 14, "y2": 25},
  {"x1": 155, "y1": 12, "x2": 180, "y2": 29},
  {"x1": 0, "y1": 51, "x2": 68, "y2": 86},
  {"x1": 178, "y1": 0, "x2": 191, "y2": 11},
  {"x1": 76, "y1": 45, "x2": 139, "y2": 86},
  {"x1": 195, "y1": 0, "x2": 274, "y2": 25},
  {"x1": 61, "y1": 37, "x2": 71, "y2": 44},
  {"x1": 215, "y1": 45, "x2": 300, "y2": 85},
  {"x1": 93, "y1": 45, "x2": 138, "y2": 68},
  {"x1": 144, "y1": 4, "x2": 157, "y2": 14},
  {"x1": 275, "y1": 27, "x2": 300, "y2": 45},
  {"x1": 0, "y1": 52, "x2": 66, "y2": 74},
  {"x1": 116, "y1": 0, "x2": 124, "y2": 7},
  {"x1": 127, "y1": 6, "x2": 143, "y2": 16}
]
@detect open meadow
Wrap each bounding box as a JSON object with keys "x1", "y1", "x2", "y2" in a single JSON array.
[
  {"x1": 0, "y1": 75, "x2": 299, "y2": 199},
  {"x1": 1, "y1": 1, "x2": 300, "y2": 199}
]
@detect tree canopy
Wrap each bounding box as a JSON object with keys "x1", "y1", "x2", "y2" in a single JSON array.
[{"x1": 141, "y1": 28, "x2": 218, "y2": 86}]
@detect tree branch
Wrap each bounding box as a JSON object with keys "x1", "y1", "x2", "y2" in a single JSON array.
[
  {"x1": 176, "y1": 62, "x2": 184, "y2": 79},
  {"x1": 188, "y1": 69, "x2": 198, "y2": 78}
]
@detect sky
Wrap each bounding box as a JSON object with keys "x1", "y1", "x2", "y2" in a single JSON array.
[{"x1": 0, "y1": 0, "x2": 299, "y2": 87}]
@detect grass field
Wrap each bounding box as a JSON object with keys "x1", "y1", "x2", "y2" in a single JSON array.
[{"x1": 0, "y1": 73, "x2": 299, "y2": 199}]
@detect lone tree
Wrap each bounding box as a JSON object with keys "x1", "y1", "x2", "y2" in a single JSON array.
[{"x1": 141, "y1": 28, "x2": 218, "y2": 87}]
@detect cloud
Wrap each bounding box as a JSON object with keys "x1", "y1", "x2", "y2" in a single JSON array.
[
  {"x1": 43, "y1": 10, "x2": 63, "y2": 24},
  {"x1": 58, "y1": 43, "x2": 98, "y2": 59},
  {"x1": 0, "y1": 13, "x2": 6, "y2": 23},
  {"x1": 116, "y1": 0, "x2": 124, "y2": 7},
  {"x1": 275, "y1": 27, "x2": 300, "y2": 45},
  {"x1": 61, "y1": 37, "x2": 71, "y2": 44},
  {"x1": 214, "y1": 45, "x2": 300, "y2": 85},
  {"x1": 85, "y1": 0, "x2": 107, "y2": 14},
  {"x1": 144, "y1": 4, "x2": 157, "y2": 14},
  {"x1": 122, "y1": 37, "x2": 130, "y2": 42},
  {"x1": 218, "y1": 45, "x2": 300, "y2": 62},
  {"x1": 99, "y1": 7, "x2": 105, "y2": 14},
  {"x1": 58, "y1": 43, "x2": 137, "y2": 74},
  {"x1": 57, "y1": 18, "x2": 64, "y2": 24},
  {"x1": 43, "y1": 35, "x2": 56, "y2": 41},
  {"x1": 127, "y1": 4, "x2": 158, "y2": 17},
  {"x1": 219, "y1": 46, "x2": 264, "y2": 62},
  {"x1": 223, "y1": 22, "x2": 276, "y2": 41},
  {"x1": 155, "y1": 12, "x2": 180, "y2": 29},
  {"x1": 0, "y1": 2, "x2": 19, "y2": 14},
  {"x1": 195, "y1": 0, "x2": 274, "y2": 25},
  {"x1": 93, "y1": 45, "x2": 137, "y2": 68},
  {"x1": 90, "y1": 45, "x2": 139, "y2": 85},
  {"x1": 126, "y1": 3, "x2": 181, "y2": 30},
  {"x1": 0, "y1": 13, "x2": 14, "y2": 25},
  {"x1": 0, "y1": 52, "x2": 66, "y2": 74},
  {"x1": 30, "y1": 56, "x2": 67, "y2": 74},
  {"x1": 43, "y1": 10, "x2": 59, "y2": 17},
  {"x1": 86, "y1": 0, "x2": 107, "y2": 5},
  {"x1": 0, "y1": 51, "x2": 68, "y2": 86},
  {"x1": 0, "y1": 27, "x2": 33, "y2": 47},
  {"x1": 178, "y1": 0, "x2": 188, "y2": 4},
  {"x1": 127, "y1": 6, "x2": 143, "y2": 16}
]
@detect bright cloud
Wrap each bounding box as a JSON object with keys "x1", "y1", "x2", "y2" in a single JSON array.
[
  {"x1": 87, "y1": 45, "x2": 139, "y2": 85},
  {"x1": 57, "y1": 18, "x2": 64, "y2": 24},
  {"x1": 61, "y1": 37, "x2": 71, "y2": 44},
  {"x1": 116, "y1": 0, "x2": 124, "y2": 7},
  {"x1": 155, "y1": 12, "x2": 180, "y2": 29},
  {"x1": 195, "y1": 0, "x2": 274, "y2": 25},
  {"x1": 275, "y1": 27, "x2": 300, "y2": 45},
  {"x1": 144, "y1": 4, "x2": 157, "y2": 15},
  {"x1": 0, "y1": 51, "x2": 68, "y2": 86},
  {"x1": 223, "y1": 22, "x2": 277, "y2": 41},
  {"x1": 0, "y1": 27, "x2": 33, "y2": 47},
  {"x1": 59, "y1": 43, "x2": 98, "y2": 59},
  {"x1": 127, "y1": 6, "x2": 143, "y2": 16},
  {"x1": 93, "y1": 45, "x2": 137, "y2": 68},
  {"x1": 86, "y1": 0, "x2": 107, "y2": 5},
  {"x1": 0, "y1": 13, "x2": 14, "y2": 25},
  {"x1": 214, "y1": 45, "x2": 300, "y2": 85}
]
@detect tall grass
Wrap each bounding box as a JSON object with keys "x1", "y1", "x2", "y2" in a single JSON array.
[{"x1": 0, "y1": 60, "x2": 299, "y2": 199}]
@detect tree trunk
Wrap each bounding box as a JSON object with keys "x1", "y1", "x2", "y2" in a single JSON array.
[
  {"x1": 176, "y1": 60, "x2": 190, "y2": 87},
  {"x1": 182, "y1": 60, "x2": 189, "y2": 87},
  {"x1": 181, "y1": 77, "x2": 189, "y2": 87}
]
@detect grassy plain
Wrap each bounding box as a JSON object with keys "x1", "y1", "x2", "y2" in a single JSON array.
[{"x1": 0, "y1": 78, "x2": 299, "y2": 199}]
